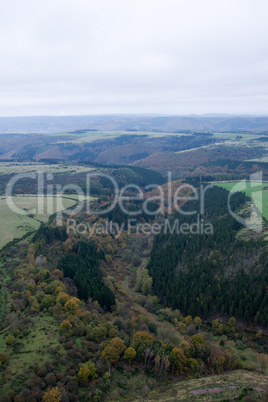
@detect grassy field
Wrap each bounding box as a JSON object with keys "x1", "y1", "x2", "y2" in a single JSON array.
[
  {"x1": 0, "y1": 162, "x2": 95, "y2": 176},
  {"x1": 52, "y1": 130, "x2": 196, "y2": 144},
  {"x1": 145, "y1": 370, "x2": 268, "y2": 401},
  {"x1": 0, "y1": 314, "x2": 63, "y2": 396},
  {"x1": 212, "y1": 132, "x2": 258, "y2": 140},
  {"x1": 0, "y1": 195, "x2": 77, "y2": 250},
  {"x1": 213, "y1": 181, "x2": 268, "y2": 221},
  {"x1": 56, "y1": 130, "x2": 262, "y2": 145}
]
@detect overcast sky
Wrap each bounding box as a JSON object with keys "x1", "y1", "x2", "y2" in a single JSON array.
[{"x1": 0, "y1": 0, "x2": 268, "y2": 116}]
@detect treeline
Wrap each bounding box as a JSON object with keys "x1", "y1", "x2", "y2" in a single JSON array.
[
  {"x1": 148, "y1": 186, "x2": 268, "y2": 326},
  {"x1": 83, "y1": 165, "x2": 166, "y2": 197},
  {"x1": 204, "y1": 158, "x2": 268, "y2": 172},
  {"x1": 32, "y1": 226, "x2": 67, "y2": 252},
  {"x1": 57, "y1": 241, "x2": 115, "y2": 311},
  {"x1": 101, "y1": 201, "x2": 159, "y2": 226}
]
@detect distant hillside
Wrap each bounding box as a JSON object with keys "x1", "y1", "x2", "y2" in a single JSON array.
[{"x1": 1, "y1": 114, "x2": 268, "y2": 133}]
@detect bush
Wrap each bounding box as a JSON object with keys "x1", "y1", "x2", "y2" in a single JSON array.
[
  {"x1": 136, "y1": 295, "x2": 147, "y2": 306},
  {"x1": 45, "y1": 373, "x2": 57, "y2": 386},
  {"x1": 0, "y1": 352, "x2": 8, "y2": 364},
  {"x1": 93, "y1": 389, "x2": 102, "y2": 402},
  {"x1": 187, "y1": 324, "x2": 197, "y2": 336},
  {"x1": 145, "y1": 299, "x2": 154, "y2": 312},
  {"x1": 113, "y1": 318, "x2": 123, "y2": 330},
  {"x1": 5, "y1": 335, "x2": 15, "y2": 346},
  {"x1": 148, "y1": 322, "x2": 157, "y2": 335},
  {"x1": 236, "y1": 340, "x2": 246, "y2": 350}
]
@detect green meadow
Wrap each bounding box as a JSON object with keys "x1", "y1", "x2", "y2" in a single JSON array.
[
  {"x1": 0, "y1": 162, "x2": 95, "y2": 176},
  {"x1": 0, "y1": 195, "x2": 77, "y2": 250}
]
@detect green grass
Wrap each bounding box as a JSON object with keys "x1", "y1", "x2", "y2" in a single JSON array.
[
  {"x1": 213, "y1": 181, "x2": 268, "y2": 220},
  {"x1": 212, "y1": 132, "x2": 258, "y2": 140},
  {"x1": 0, "y1": 161, "x2": 95, "y2": 176},
  {"x1": 146, "y1": 370, "x2": 268, "y2": 401},
  {"x1": 49, "y1": 130, "x2": 198, "y2": 145},
  {"x1": 108, "y1": 370, "x2": 159, "y2": 401},
  {"x1": 0, "y1": 315, "x2": 63, "y2": 396},
  {"x1": 0, "y1": 195, "x2": 77, "y2": 250}
]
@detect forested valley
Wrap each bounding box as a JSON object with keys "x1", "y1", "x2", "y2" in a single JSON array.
[{"x1": 0, "y1": 160, "x2": 267, "y2": 401}]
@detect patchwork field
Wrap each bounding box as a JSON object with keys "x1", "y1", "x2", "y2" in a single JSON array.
[{"x1": 52, "y1": 130, "x2": 197, "y2": 144}]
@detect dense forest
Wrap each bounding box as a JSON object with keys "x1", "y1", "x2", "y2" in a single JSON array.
[
  {"x1": 148, "y1": 186, "x2": 268, "y2": 326},
  {"x1": 57, "y1": 242, "x2": 115, "y2": 311}
]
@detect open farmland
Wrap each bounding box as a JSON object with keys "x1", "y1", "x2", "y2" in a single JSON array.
[
  {"x1": 51, "y1": 130, "x2": 182, "y2": 144},
  {"x1": 0, "y1": 162, "x2": 95, "y2": 176},
  {"x1": 212, "y1": 132, "x2": 259, "y2": 140},
  {"x1": 0, "y1": 195, "x2": 77, "y2": 250}
]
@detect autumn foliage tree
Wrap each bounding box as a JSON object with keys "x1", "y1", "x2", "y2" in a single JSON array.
[
  {"x1": 64, "y1": 297, "x2": 81, "y2": 314},
  {"x1": 178, "y1": 340, "x2": 191, "y2": 357},
  {"x1": 124, "y1": 347, "x2": 137, "y2": 363},
  {"x1": 101, "y1": 337, "x2": 127, "y2": 372},
  {"x1": 169, "y1": 347, "x2": 187, "y2": 375},
  {"x1": 59, "y1": 320, "x2": 73, "y2": 337},
  {"x1": 193, "y1": 316, "x2": 202, "y2": 328},
  {"x1": 131, "y1": 331, "x2": 154, "y2": 358},
  {"x1": 42, "y1": 387, "x2": 62, "y2": 402},
  {"x1": 77, "y1": 360, "x2": 97, "y2": 382}
]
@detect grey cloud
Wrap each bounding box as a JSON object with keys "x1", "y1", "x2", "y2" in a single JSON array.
[{"x1": 0, "y1": 0, "x2": 268, "y2": 116}]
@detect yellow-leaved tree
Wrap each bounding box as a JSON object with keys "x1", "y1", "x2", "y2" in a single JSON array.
[
  {"x1": 170, "y1": 347, "x2": 187, "y2": 375},
  {"x1": 59, "y1": 320, "x2": 73, "y2": 337},
  {"x1": 131, "y1": 331, "x2": 154, "y2": 358},
  {"x1": 43, "y1": 387, "x2": 62, "y2": 402},
  {"x1": 124, "y1": 347, "x2": 137, "y2": 363},
  {"x1": 101, "y1": 337, "x2": 126, "y2": 372},
  {"x1": 77, "y1": 360, "x2": 97, "y2": 382},
  {"x1": 64, "y1": 297, "x2": 81, "y2": 314}
]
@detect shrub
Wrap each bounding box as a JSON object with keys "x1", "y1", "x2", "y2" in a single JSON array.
[
  {"x1": 236, "y1": 340, "x2": 246, "y2": 350},
  {"x1": 0, "y1": 352, "x2": 8, "y2": 364},
  {"x1": 187, "y1": 324, "x2": 197, "y2": 336},
  {"x1": 5, "y1": 335, "x2": 15, "y2": 346},
  {"x1": 148, "y1": 322, "x2": 157, "y2": 335},
  {"x1": 45, "y1": 373, "x2": 57, "y2": 386}
]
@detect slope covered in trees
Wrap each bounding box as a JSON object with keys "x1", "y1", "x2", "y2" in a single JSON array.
[
  {"x1": 148, "y1": 186, "x2": 268, "y2": 326},
  {"x1": 57, "y1": 241, "x2": 115, "y2": 311}
]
